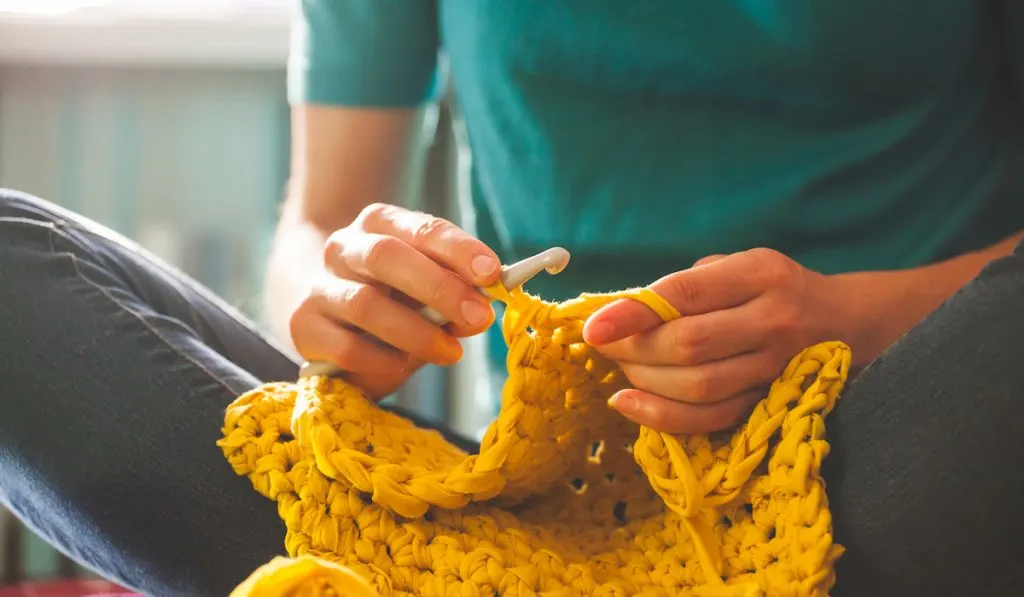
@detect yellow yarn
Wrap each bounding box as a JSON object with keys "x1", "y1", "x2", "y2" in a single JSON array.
[
  {"x1": 219, "y1": 284, "x2": 851, "y2": 596},
  {"x1": 228, "y1": 556, "x2": 379, "y2": 597}
]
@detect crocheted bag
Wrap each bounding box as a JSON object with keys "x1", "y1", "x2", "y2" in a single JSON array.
[{"x1": 219, "y1": 285, "x2": 851, "y2": 597}]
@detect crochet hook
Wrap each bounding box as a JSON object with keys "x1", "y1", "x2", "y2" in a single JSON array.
[
  {"x1": 417, "y1": 246, "x2": 571, "y2": 326},
  {"x1": 298, "y1": 247, "x2": 571, "y2": 379}
]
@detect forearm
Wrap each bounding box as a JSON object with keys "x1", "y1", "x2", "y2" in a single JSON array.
[
  {"x1": 262, "y1": 196, "x2": 336, "y2": 345},
  {"x1": 262, "y1": 185, "x2": 405, "y2": 347},
  {"x1": 830, "y1": 230, "x2": 1024, "y2": 365},
  {"x1": 262, "y1": 105, "x2": 427, "y2": 347}
]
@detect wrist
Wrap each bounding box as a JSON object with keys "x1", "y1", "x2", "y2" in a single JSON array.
[
  {"x1": 263, "y1": 212, "x2": 333, "y2": 345},
  {"x1": 819, "y1": 249, "x2": 1000, "y2": 368},
  {"x1": 818, "y1": 266, "x2": 950, "y2": 369}
]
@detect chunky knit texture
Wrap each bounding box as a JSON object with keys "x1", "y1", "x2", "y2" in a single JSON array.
[{"x1": 219, "y1": 285, "x2": 851, "y2": 596}]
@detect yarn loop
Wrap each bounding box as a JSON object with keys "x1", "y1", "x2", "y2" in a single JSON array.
[{"x1": 220, "y1": 285, "x2": 850, "y2": 596}]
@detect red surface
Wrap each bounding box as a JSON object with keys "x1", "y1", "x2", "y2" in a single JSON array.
[{"x1": 0, "y1": 580, "x2": 137, "y2": 597}]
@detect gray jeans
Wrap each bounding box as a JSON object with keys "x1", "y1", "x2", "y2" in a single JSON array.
[{"x1": 1, "y1": 189, "x2": 1022, "y2": 597}]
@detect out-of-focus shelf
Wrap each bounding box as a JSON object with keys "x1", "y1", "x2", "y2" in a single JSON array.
[{"x1": 0, "y1": 6, "x2": 289, "y2": 69}]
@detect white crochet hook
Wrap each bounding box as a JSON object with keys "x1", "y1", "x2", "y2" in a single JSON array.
[
  {"x1": 298, "y1": 247, "x2": 571, "y2": 379},
  {"x1": 417, "y1": 246, "x2": 571, "y2": 326}
]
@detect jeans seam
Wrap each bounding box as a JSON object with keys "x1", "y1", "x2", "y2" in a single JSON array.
[
  {"x1": 44, "y1": 223, "x2": 243, "y2": 395},
  {"x1": 60, "y1": 218, "x2": 299, "y2": 365},
  {"x1": 3, "y1": 187, "x2": 298, "y2": 365}
]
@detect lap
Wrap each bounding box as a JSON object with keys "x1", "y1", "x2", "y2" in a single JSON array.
[
  {"x1": 3, "y1": 188, "x2": 1022, "y2": 596},
  {"x1": 824, "y1": 241, "x2": 1024, "y2": 596},
  {"x1": 0, "y1": 189, "x2": 300, "y2": 596},
  {"x1": 0, "y1": 189, "x2": 479, "y2": 597}
]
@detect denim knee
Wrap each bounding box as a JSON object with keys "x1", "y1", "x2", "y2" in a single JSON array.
[
  {"x1": 0, "y1": 187, "x2": 43, "y2": 218},
  {"x1": 0, "y1": 190, "x2": 56, "y2": 265},
  {"x1": 0, "y1": 189, "x2": 68, "y2": 252}
]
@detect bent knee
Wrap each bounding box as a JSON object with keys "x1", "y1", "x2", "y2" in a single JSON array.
[
  {"x1": 0, "y1": 199, "x2": 59, "y2": 258},
  {"x1": 0, "y1": 187, "x2": 52, "y2": 218},
  {"x1": 0, "y1": 190, "x2": 92, "y2": 260},
  {"x1": 0, "y1": 188, "x2": 65, "y2": 239}
]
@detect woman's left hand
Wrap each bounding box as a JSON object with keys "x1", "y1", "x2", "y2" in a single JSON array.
[{"x1": 583, "y1": 248, "x2": 837, "y2": 435}]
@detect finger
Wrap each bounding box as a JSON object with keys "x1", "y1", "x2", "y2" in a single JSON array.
[
  {"x1": 583, "y1": 252, "x2": 765, "y2": 345},
  {"x1": 390, "y1": 289, "x2": 421, "y2": 309},
  {"x1": 294, "y1": 314, "x2": 422, "y2": 400},
  {"x1": 357, "y1": 203, "x2": 502, "y2": 286},
  {"x1": 618, "y1": 351, "x2": 776, "y2": 405},
  {"x1": 693, "y1": 254, "x2": 727, "y2": 267},
  {"x1": 593, "y1": 300, "x2": 766, "y2": 366},
  {"x1": 330, "y1": 231, "x2": 495, "y2": 331},
  {"x1": 608, "y1": 388, "x2": 763, "y2": 435},
  {"x1": 314, "y1": 278, "x2": 463, "y2": 365},
  {"x1": 291, "y1": 311, "x2": 413, "y2": 376},
  {"x1": 386, "y1": 290, "x2": 482, "y2": 338}
]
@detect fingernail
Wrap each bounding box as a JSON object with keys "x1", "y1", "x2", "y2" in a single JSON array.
[
  {"x1": 471, "y1": 255, "x2": 498, "y2": 278},
  {"x1": 586, "y1": 321, "x2": 615, "y2": 345},
  {"x1": 608, "y1": 391, "x2": 636, "y2": 414},
  {"x1": 461, "y1": 300, "x2": 492, "y2": 327},
  {"x1": 439, "y1": 340, "x2": 463, "y2": 365}
]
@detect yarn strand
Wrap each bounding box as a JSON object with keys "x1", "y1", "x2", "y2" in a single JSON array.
[{"x1": 220, "y1": 285, "x2": 851, "y2": 596}]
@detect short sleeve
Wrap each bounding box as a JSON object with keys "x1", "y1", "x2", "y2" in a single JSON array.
[{"x1": 288, "y1": 0, "x2": 442, "y2": 107}]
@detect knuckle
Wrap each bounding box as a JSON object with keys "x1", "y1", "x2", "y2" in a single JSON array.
[
  {"x1": 358, "y1": 202, "x2": 392, "y2": 225},
  {"x1": 342, "y1": 283, "x2": 380, "y2": 322},
  {"x1": 692, "y1": 254, "x2": 726, "y2": 268},
  {"x1": 749, "y1": 247, "x2": 793, "y2": 285},
  {"x1": 425, "y1": 276, "x2": 458, "y2": 311},
  {"x1": 747, "y1": 246, "x2": 780, "y2": 263},
  {"x1": 666, "y1": 274, "x2": 702, "y2": 308},
  {"x1": 331, "y1": 335, "x2": 362, "y2": 370},
  {"x1": 449, "y1": 233, "x2": 483, "y2": 259},
  {"x1": 412, "y1": 215, "x2": 455, "y2": 247},
  {"x1": 362, "y1": 235, "x2": 401, "y2": 273},
  {"x1": 670, "y1": 324, "x2": 708, "y2": 364},
  {"x1": 322, "y1": 229, "x2": 348, "y2": 265},
  {"x1": 686, "y1": 370, "x2": 717, "y2": 403}
]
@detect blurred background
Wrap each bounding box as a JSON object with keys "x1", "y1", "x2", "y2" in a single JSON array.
[{"x1": 0, "y1": 0, "x2": 492, "y2": 589}]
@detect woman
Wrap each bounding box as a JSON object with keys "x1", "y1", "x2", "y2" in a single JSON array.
[{"x1": 3, "y1": 2, "x2": 1024, "y2": 595}]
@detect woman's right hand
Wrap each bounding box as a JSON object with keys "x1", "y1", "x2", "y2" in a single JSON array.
[{"x1": 289, "y1": 203, "x2": 502, "y2": 398}]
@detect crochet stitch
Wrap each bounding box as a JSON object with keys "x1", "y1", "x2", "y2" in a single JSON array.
[{"x1": 219, "y1": 284, "x2": 851, "y2": 596}]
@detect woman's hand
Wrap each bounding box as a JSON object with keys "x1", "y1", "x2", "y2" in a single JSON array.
[
  {"x1": 289, "y1": 203, "x2": 501, "y2": 398},
  {"x1": 583, "y1": 248, "x2": 837, "y2": 435}
]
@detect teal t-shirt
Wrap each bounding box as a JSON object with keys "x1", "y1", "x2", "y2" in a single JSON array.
[{"x1": 291, "y1": 0, "x2": 1024, "y2": 411}]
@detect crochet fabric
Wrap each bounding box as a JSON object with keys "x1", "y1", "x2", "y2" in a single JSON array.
[{"x1": 219, "y1": 285, "x2": 851, "y2": 597}]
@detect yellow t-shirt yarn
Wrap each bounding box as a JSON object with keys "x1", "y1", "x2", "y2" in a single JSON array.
[{"x1": 219, "y1": 284, "x2": 851, "y2": 596}]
